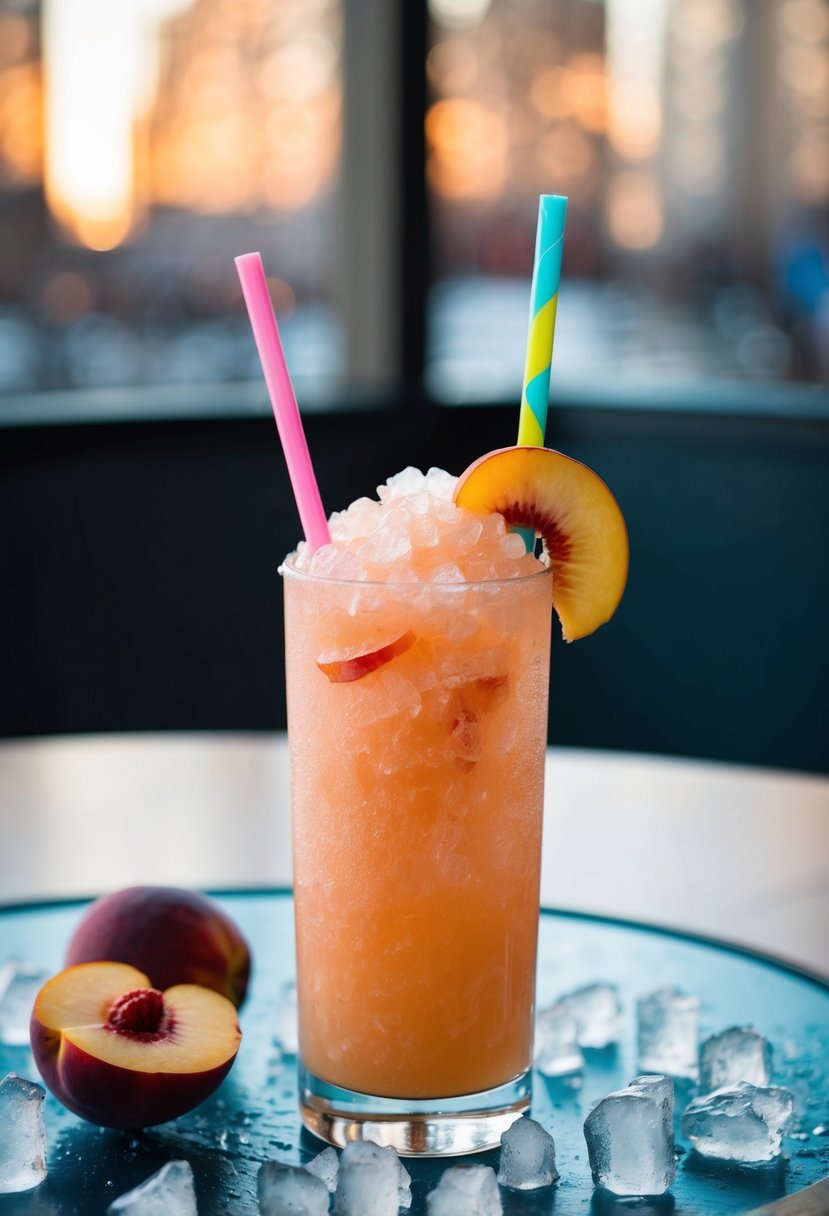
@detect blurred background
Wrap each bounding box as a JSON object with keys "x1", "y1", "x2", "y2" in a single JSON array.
[{"x1": 1, "y1": 0, "x2": 827, "y2": 771}]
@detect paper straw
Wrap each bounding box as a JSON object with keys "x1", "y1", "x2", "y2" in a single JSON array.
[
  {"x1": 235, "y1": 252, "x2": 331, "y2": 552},
  {"x1": 517, "y1": 194, "x2": 568, "y2": 448}
]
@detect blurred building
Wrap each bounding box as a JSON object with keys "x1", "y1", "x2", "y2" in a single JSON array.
[{"x1": 0, "y1": 0, "x2": 826, "y2": 398}]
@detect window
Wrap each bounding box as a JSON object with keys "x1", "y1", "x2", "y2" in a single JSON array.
[
  {"x1": 0, "y1": 0, "x2": 826, "y2": 412},
  {"x1": 425, "y1": 0, "x2": 829, "y2": 399},
  {"x1": 0, "y1": 0, "x2": 342, "y2": 396}
]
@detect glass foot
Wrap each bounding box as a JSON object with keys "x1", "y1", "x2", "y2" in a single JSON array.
[{"x1": 298, "y1": 1066, "x2": 531, "y2": 1156}]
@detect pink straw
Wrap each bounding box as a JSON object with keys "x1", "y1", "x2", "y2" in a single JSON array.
[{"x1": 235, "y1": 252, "x2": 331, "y2": 552}]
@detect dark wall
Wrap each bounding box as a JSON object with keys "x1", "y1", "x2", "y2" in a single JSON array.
[{"x1": 2, "y1": 404, "x2": 827, "y2": 773}]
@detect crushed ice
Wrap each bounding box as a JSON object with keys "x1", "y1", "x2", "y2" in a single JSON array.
[
  {"x1": 287, "y1": 467, "x2": 542, "y2": 585},
  {"x1": 107, "y1": 1160, "x2": 197, "y2": 1216}
]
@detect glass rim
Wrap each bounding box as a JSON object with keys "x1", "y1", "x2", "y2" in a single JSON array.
[{"x1": 279, "y1": 553, "x2": 553, "y2": 592}]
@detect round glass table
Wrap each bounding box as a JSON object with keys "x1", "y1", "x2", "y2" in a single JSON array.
[{"x1": 1, "y1": 891, "x2": 827, "y2": 1215}]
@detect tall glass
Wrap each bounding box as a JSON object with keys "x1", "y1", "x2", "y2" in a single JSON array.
[{"x1": 282, "y1": 560, "x2": 552, "y2": 1155}]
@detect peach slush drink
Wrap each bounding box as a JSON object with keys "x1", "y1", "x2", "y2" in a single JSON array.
[
  {"x1": 283, "y1": 450, "x2": 628, "y2": 1151},
  {"x1": 285, "y1": 468, "x2": 551, "y2": 1106}
]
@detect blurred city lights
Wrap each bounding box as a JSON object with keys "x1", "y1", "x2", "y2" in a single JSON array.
[
  {"x1": 425, "y1": 97, "x2": 508, "y2": 201},
  {"x1": 0, "y1": 0, "x2": 825, "y2": 394},
  {"x1": 605, "y1": 172, "x2": 663, "y2": 250},
  {"x1": 38, "y1": 0, "x2": 340, "y2": 247},
  {"x1": 605, "y1": 0, "x2": 669, "y2": 161},
  {"x1": 0, "y1": 60, "x2": 41, "y2": 183}
]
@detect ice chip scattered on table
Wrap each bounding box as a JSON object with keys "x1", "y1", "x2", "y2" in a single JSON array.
[
  {"x1": 425, "y1": 1164, "x2": 502, "y2": 1215},
  {"x1": 396, "y1": 1157, "x2": 413, "y2": 1210},
  {"x1": 107, "y1": 1160, "x2": 197, "y2": 1216},
  {"x1": 681, "y1": 1082, "x2": 795, "y2": 1164},
  {"x1": 0, "y1": 961, "x2": 49, "y2": 1047},
  {"x1": 258, "y1": 1160, "x2": 329, "y2": 1216},
  {"x1": 274, "y1": 981, "x2": 298, "y2": 1056},
  {"x1": 699, "y1": 1026, "x2": 772, "y2": 1092},
  {"x1": 333, "y1": 1141, "x2": 401, "y2": 1216},
  {"x1": 0, "y1": 1073, "x2": 47, "y2": 1195},
  {"x1": 497, "y1": 1116, "x2": 559, "y2": 1190},
  {"x1": 534, "y1": 1003, "x2": 584, "y2": 1076},
  {"x1": 637, "y1": 987, "x2": 699, "y2": 1079},
  {"x1": 289, "y1": 467, "x2": 543, "y2": 585},
  {"x1": 305, "y1": 1146, "x2": 339, "y2": 1193},
  {"x1": 584, "y1": 1075, "x2": 675, "y2": 1196},
  {"x1": 552, "y1": 982, "x2": 622, "y2": 1049}
]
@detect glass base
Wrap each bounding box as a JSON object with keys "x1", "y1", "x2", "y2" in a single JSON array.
[{"x1": 298, "y1": 1065, "x2": 531, "y2": 1156}]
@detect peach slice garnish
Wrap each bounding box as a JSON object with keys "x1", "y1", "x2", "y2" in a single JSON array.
[
  {"x1": 317, "y1": 630, "x2": 416, "y2": 683},
  {"x1": 454, "y1": 446, "x2": 628, "y2": 641}
]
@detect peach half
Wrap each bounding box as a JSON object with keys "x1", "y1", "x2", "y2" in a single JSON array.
[
  {"x1": 30, "y1": 962, "x2": 241, "y2": 1129},
  {"x1": 65, "y1": 886, "x2": 251, "y2": 1008},
  {"x1": 454, "y1": 446, "x2": 629, "y2": 641}
]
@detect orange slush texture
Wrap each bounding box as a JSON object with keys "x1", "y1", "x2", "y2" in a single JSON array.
[{"x1": 285, "y1": 572, "x2": 551, "y2": 1099}]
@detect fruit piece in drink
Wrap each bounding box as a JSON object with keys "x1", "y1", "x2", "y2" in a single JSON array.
[
  {"x1": 454, "y1": 445, "x2": 629, "y2": 641},
  {"x1": 317, "y1": 630, "x2": 416, "y2": 683}
]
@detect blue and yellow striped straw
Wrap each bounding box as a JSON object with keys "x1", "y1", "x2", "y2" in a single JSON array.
[{"x1": 517, "y1": 194, "x2": 568, "y2": 448}]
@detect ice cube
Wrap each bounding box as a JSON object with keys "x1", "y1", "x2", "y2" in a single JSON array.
[
  {"x1": 396, "y1": 1157, "x2": 412, "y2": 1210},
  {"x1": 0, "y1": 1073, "x2": 47, "y2": 1194},
  {"x1": 681, "y1": 1082, "x2": 795, "y2": 1164},
  {"x1": 454, "y1": 518, "x2": 484, "y2": 550},
  {"x1": 584, "y1": 1074, "x2": 675, "y2": 1196},
  {"x1": 425, "y1": 1164, "x2": 502, "y2": 1215},
  {"x1": 699, "y1": 1026, "x2": 771, "y2": 1092},
  {"x1": 305, "y1": 1146, "x2": 339, "y2": 1193},
  {"x1": 274, "y1": 981, "x2": 298, "y2": 1056},
  {"x1": 0, "y1": 961, "x2": 48, "y2": 1047},
  {"x1": 424, "y1": 467, "x2": 458, "y2": 500},
  {"x1": 637, "y1": 987, "x2": 699, "y2": 1079},
  {"x1": 534, "y1": 1003, "x2": 584, "y2": 1076},
  {"x1": 362, "y1": 526, "x2": 412, "y2": 566},
  {"x1": 499, "y1": 532, "x2": 527, "y2": 559},
  {"x1": 497, "y1": 1115, "x2": 559, "y2": 1190},
  {"x1": 432, "y1": 562, "x2": 464, "y2": 583},
  {"x1": 258, "y1": 1161, "x2": 329, "y2": 1216},
  {"x1": 378, "y1": 468, "x2": 427, "y2": 501},
  {"x1": 333, "y1": 1140, "x2": 400, "y2": 1216},
  {"x1": 554, "y1": 982, "x2": 622, "y2": 1049},
  {"x1": 107, "y1": 1160, "x2": 196, "y2": 1215}
]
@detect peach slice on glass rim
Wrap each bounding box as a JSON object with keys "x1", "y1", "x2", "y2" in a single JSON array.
[
  {"x1": 316, "y1": 629, "x2": 416, "y2": 683},
  {"x1": 30, "y1": 961, "x2": 241, "y2": 1129},
  {"x1": 454, "y1": 446, "x2": 629, "y2": 641}
]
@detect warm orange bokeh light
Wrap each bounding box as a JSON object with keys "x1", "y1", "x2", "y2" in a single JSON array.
[
  {"x1": 425, "y1": 97, "x2": 508, "y2": 201},
  {"x1": 531, "y1": 57, "x2": 607, "y2": 135},
  {"x1": 606, "y1": 172, "x2": 663, "y2": 250},
  {"x1": 35, "y1": 0, "x2": 340, "y2": 249},
  {"x1": 0, "y1": 62, "x2": 42, "y2": 184}
]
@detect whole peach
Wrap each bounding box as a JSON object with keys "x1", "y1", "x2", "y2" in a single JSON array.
[{"x1": 65, "y1": 886, "x2": 251, "y2": 1008}]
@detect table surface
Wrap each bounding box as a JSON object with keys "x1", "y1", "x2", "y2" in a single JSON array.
[
  {"x1": 1, "y1": 733, "x2": 827, "y2": 977},
  {"x1": 2, "y1": 891, "x2": 828, "y2": 1216}
]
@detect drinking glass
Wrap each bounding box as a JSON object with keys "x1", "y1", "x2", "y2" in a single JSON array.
[{"x1": 281, "y1": 560, "x2": 552, "y2": 1154}]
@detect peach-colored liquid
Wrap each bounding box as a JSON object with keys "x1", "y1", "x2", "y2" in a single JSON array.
[{"x1": 284, "y1": 565, "x2": 551, "y2": 1098}]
